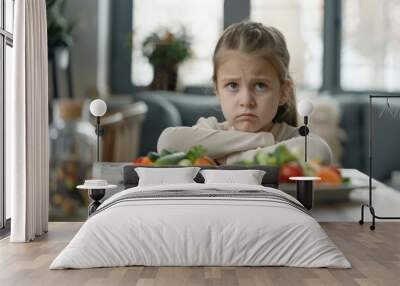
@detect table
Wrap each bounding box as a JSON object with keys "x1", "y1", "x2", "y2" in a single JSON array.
[{"x1": 312, "y1": 168, "x2": 400, "y2": 222}]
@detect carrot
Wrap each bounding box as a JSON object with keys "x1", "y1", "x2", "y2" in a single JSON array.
[
  {"x1": 193, "y1": 155, "x2": 216, "y2": 166},
  {"x1": 141, "y1": 157, "x2": 153, "y2": 165},
  {"x1": 315, "y1": 167, "x2": 341, "y2": 185},
  {"x1": 133, "y1": 156, "x2": 153, "y2": 165}
]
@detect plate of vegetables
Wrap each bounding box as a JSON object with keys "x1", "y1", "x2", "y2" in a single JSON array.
[
  {"x1": 232, "y1": 144, "x2": 375, "y2": 203},
  {"x1": 231, "y1": 144, "x2": 350, "y2": 186},
  {"x1": 133, "y1": 145, "x2": 217, "y2": 167},
  {"x1": 132, "y1": 144, "x2": 370, "y2": 197}
]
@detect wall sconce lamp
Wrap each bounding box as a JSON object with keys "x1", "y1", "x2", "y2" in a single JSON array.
[
  {"x1": 297, "y1": 99, "x2": 314, "y2": 163},
  {"x1": 89, "y1": 99, "x2": 107, "y2": 162}
]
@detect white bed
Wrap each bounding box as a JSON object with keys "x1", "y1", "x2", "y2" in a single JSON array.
[{"x1": 50, "y1": 182, "x2": 351, "y2": 269}]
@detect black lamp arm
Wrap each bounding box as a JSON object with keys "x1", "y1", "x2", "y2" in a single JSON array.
[
  {"x1": 298, "y1": 116, "x2": 309, "y2": 162},
  {"x1": 94, "y1": 116, "x2": 105, "y2": 162},
  {"x1": 95, "y1": 117, "x2": 105, "y2": 136}
]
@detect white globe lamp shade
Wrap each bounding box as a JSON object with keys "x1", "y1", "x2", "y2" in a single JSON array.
[
  {"x1": 297, "y1": 99, "x2": 314, "y2": 116},
  {"x1": 90, "y1": 99, "x2": 107, "y2": 117}
]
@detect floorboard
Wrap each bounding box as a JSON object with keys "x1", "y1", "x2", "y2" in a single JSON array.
[{"x1": 0, "y1": 222, "x2": 399, "y2": 286}]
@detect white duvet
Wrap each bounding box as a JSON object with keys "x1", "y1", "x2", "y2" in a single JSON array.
[{"x1": 50, "y1": 183, "x2": 351, "y2": 269}]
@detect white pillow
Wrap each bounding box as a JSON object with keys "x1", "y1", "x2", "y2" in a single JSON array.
[
  {"x1": 135, "y1": 167, "x2": 201, "y2": 186},
  {"x1": 200, "y1": 169, "x2": 266, "y2": 185}
]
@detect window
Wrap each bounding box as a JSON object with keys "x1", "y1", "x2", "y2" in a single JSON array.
[
  {"x1": 250, "y1": 0, "x2": 324, "y2": 90},
  {"x1": 1, "y1": 0, "x2": 14, "y2": 229},
  {"x1": 123, "y1": 0, "x2": 398, "y2": 94},
  {"x1": 341, "y1": 0, "x2": 400, "y2": 92},
  {"x1": 131, "y1": 0, "x2": 224, "y2": 87}
]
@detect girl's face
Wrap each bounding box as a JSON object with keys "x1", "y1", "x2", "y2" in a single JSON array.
[{"x1": 215, "y1": 51, "x2": 288, "y2": 133}]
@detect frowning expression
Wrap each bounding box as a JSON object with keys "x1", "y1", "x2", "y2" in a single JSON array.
[{"x1": 215, "y1": 51, "x2": 287, "y2": 132}]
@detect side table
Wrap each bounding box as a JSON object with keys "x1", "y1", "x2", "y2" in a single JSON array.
[
  {"x1": 289, "y1": 176, "x2": 321, "y2": 210},
  {"x1": 77, "y1": 180, "x2": 117, "y2": 216}
]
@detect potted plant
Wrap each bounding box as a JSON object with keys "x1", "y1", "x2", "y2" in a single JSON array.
[
  {"x1": 46, "y1": 0, "x2": 74, "y2": 51},
  {"x1": 142, "y1": 27, "x2": 192, "y2": 91}
]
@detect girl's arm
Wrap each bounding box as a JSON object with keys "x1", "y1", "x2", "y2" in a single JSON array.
[
  {"x1": 157, "y1": 126, "x2": 275, "y2": 158},
  {"x1": 225, "y1": 133, "x2": 333, "y2": 165}
]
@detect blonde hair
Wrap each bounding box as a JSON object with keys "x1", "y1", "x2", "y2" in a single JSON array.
[{"x1": 212, "y1": 21, "x2": 297, "y2": 127}]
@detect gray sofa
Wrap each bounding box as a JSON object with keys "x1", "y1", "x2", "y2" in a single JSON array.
[{"x1": 108, "y1": 91, "x2": 400, "y2": 182}]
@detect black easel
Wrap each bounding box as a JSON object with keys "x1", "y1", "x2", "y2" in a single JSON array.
[{"x1": 359, "y1": 95, "x2": 400, "y2": 230}]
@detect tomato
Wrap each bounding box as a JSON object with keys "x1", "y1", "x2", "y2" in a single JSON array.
[{"x1": 279, "y1": 162, "x2": 303, "y2": 183}]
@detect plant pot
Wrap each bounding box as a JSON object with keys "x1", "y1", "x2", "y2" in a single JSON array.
[{"x1": 150, "y1": 64, "x2": 178, "y2": 91}]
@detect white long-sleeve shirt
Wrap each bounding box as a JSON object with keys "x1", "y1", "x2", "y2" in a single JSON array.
[{"x1": 157, "y1": 116, "x2": 333, "y2": 165}]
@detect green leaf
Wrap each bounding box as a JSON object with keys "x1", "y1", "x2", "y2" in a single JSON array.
[
  {"x1": 274, "y1": 144, "x2": 298, "y2": 165},
  {"x1": 342, "y1": 177, "x2": 351, "y2": 184},
  {"x1": 186, "y1": 145, "x2": 207, "y2": 162}
]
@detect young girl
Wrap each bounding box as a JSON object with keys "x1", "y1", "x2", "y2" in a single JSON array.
[{"x1": 157, "y1": 21, "x2": 333, "y2": 165}]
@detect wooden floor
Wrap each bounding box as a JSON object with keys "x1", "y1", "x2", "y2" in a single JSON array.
[{"x1": 0, "y1": 222, "x2": 399, "y2": 286}]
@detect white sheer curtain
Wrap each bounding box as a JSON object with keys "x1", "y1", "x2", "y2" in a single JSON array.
[{"x1": 7, "y1": 0, "x2": 49, "y2": 242}]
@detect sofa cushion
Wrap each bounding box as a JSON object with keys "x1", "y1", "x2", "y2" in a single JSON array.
[
  {"x1": 334, "y1": 95, "x2": 367, "y2": 171},
  {"x1": 133, "y1": 92, "x2": 182, "y2": 156}
]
